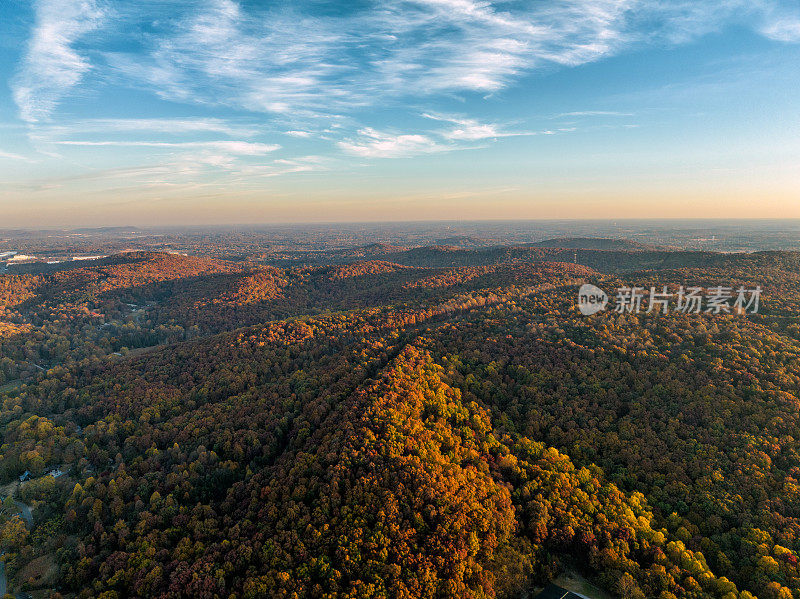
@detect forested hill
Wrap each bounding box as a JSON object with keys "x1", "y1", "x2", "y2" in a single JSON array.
[
  {"x1": 266, "y1": 243, "x2": 800, "y2": 273},
  {"x1": 1, "y1": 249, "x2": 800, "y2": 598},
  {"x1": 526, "y1": 237, "x2": 662, "y2": 250}
]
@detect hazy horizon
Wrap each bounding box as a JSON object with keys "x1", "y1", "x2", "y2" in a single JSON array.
[{"x1": 3, "y1": 217, "x2": 800, "y2": 231}]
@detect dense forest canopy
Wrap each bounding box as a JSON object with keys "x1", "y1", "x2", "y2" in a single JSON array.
[{"x1": 1, "y1": 244, "x2": 799, "y2": 598}]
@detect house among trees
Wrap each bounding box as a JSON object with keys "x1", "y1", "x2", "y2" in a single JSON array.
[{"x1": 534, "y1": 584, "x2": 590, "y2": 599}]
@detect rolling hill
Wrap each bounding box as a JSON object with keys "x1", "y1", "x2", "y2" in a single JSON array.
[{"x1": 1, "y1": 249, "x2": 799, "y2": 598}]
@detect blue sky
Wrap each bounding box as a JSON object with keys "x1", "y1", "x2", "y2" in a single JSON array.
[{"x1": 1, "y1": 0, "x2": 799, "y2": 226}]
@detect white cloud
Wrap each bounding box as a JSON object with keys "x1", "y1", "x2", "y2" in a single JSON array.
[
  {"x1": 15, "y1": 152, "x2": 328, "y2": 194},
  {"x1": 423, "y1": 112, "x2": 532, "y2": 140},
  {"x1": 0, "y1": 150, "x2": 31, "y2": 161},
  {"x1": 336, "y1": 114, "x2": 579, "y2": 158},
  {"x1": 444, "y1": 122, "x2": 505, "y2": 141},
  {"x1": 758, "y1": 11, "x2": 800, "y2": 42},
  {"x1": 12, "y1": 0, "x2": 107, "y2": 122},
  {"x1": 14, "y1": 0, "x2": 800, "y2": 126},
  {"x1": 46, "y1": 139, "x2": 281, "y2": 176},
  {"x1": 103, "y1": 0, "x2": 794, "y2": 122},
  {"x1": 556, "y1": 111, "x2": 634, "y2": 117},
  {"x1": 244, "y1": 155, "x2": 332, "y2": 178},
  {"x1": 337, "y1": 128, "x2": 447, "y2": 158},
  {"x1": 11, "y1": 0, "x2": 800, "y2": 173},
  {"x1": 53, "y1": 140, "x2": 279, "y2": 154},
  {"x1": 104, "y1": 0, "x2": 351, "y2": 116},
  {"x1": 72, "y1": 118, "x2": 259, "y2": 137},
  {"x1": 90, "y1": 0, "x2": 647, "y2": 117}
]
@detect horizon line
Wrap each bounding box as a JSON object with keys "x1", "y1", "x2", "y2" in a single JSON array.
[{"x1": 3, "y1": 217, "x2": 800, "y2": 231}]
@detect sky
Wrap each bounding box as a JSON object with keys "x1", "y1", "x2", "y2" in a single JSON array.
[{"x1": 0, "y1": 0, "x2": 799, "y2": 227}]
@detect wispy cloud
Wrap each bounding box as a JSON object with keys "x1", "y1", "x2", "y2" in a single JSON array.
[
  {"x1": 556, "y1": 111, "x2": 634, "y2": 117},
  {"x1": 68, "y1": 118, "x2": 259, "y2": 137},
  {"x1": 10, "y1": 151, "x2": 328, "y2": 197},
  {"x1": 0, "y1": 150, "x2": 31, "y2": 161},
  {"x1": 243, "y1": 155, "x2": 333, "y2": 178},
  {"x1": 103, "y1": 0, "x2": 351, "y2": 116},
  {"x1": 7, "y1": 0, "x2": 800, "y2": 204},
  {"x1": 91, "y1": 0, "x2": 788, "y2": 119},
  {"x1": 334, "y1": 113, "x2": 571, "y2": 158},
  {"x1": 284, "y1": 130, "x2": 313, "y2": 138},
  {"x1": 13, "y1": 0, "x2": 800, "y2": 125},
  {"x1": 337, "y1": 128, "x2": 448, "y2": 158},
  {"x1": 758, "y1": 9, "x2": 800, "y2": 42},
  {"x1": 53, "y1": 140, "x2": 279, "y2": 154},
  {"x1": 422, "y1": 112, "x2": 533, "y2": 140},
  {"x1": 12, "y1": 0, "x2": 107, "y2": 122}
]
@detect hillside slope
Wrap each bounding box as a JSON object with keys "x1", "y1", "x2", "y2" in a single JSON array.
[{"x1": 2, "y1": 250, "x2": 800, "y2": 598}]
